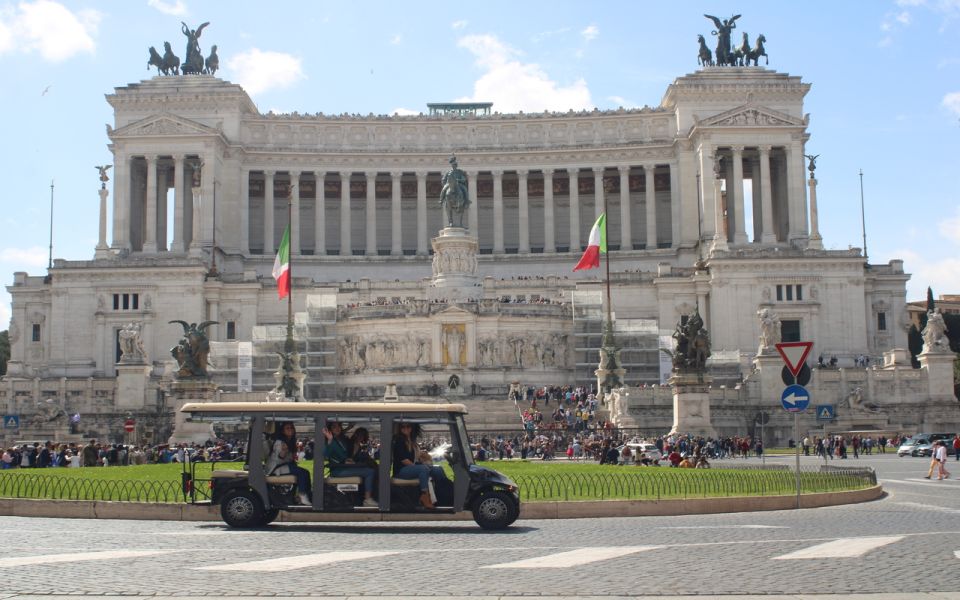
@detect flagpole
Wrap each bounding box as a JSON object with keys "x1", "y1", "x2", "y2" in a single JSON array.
[{"x1": 285, "y1": 186, "x2": 294, "y2": 355}]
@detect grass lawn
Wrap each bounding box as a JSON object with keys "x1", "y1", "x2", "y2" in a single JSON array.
[{"x1": 0, "y1": 458, "x2": 874, "y2": 503}]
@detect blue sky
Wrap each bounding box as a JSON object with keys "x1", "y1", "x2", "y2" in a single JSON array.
[{"x1": 1, "y1": 0, "x2": 959, "y2": 329}]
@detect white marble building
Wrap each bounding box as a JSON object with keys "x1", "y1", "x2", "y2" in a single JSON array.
[{"x1": 3, "y1": 66, "x2": 930, "y2": 443}]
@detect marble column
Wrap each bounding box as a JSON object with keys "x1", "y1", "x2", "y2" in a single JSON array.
[
  {"x1": 593, "y1": 167, "x2": 604, "y2": 218},
  {"x1": 201, "y1": 157, "x2": 214, "y2": 250},
  {"x1": 189, "y1": 163, "x2": 203, "y2": 256},
  {"x1": 467, "y1": 170, "x2": 478, "y2": 234},
  {"x1": 730, "y1": 147, "x2": 747, "y2": 244},
  {"x1": 787, "y1": 141, "x2": 808, "y2": 242},
  {"x1": 644, "y1": 164, "x2": 657, "y2": 249},
  {"x1": 759, "y1": 146, "x2": 776, "y2": 243},
  {"x1": 111, "y1": 154, "x2": 130, "y2": 250},
  {"x1": 492, "y1": 170, "x2": 504, "y2": 253},
  {"x1": 619, "y1": 165, "x2": 631, "y2": 250},
  {"x1": 390, "y1": 171, "x2": 403, "y2": 255},
  {"x1": 710, "y1": 168, "x2": 728, "y2": 253},
  {"x1": 808, "y1": 174, "x2": 823, "y2": 249},
  {"x1": 698, "y1": 146, "x2": 716, "y2": 241},
  {"x1": 365, "y1": 171, "x2": 377, "y2": 256},
  {"x1": 157, "y1": 164, "x2": 169, "y2": 252},
  {"x1": 314, "y1": 171, "x2": 326, "y2": 255},
  {"x1": 340, "y1": 171, "x2": 351, "y2": 256},
  {"x1": 289, "y1": 171, "x2": 301, "y2": 255},
  {"x1": 238, "y1": 166, "x2": 249, "y2": 255},
  {"x1": 568, "y1": 168, "x2": 581, "y2": 251},
  {"x1": 670, "y1": 162, "x2": 680, "y2": 248},
  {"x1": 143, "y1": 155, "x2": 158, "y2": 253},
  {"x1": 263, "y1": 170, "x2": 275, "y2": 253},
  {"x1": 518, "y1": 170, "x2": 530, "y2": 253},
  {"x1": 95, "y1": 184, "x2": 110, "y2": 259},
  {"x1": 416, "y1": 171, "x2": 427, "y2": 255},
  {"x1": 171, "y1": 155, "x2": 185, "y2": 252},
  {"x1": 543, "y1": 170, "x2": 555, "y2": 253}
]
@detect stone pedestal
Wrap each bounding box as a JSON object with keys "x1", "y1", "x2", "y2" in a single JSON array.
[
  {"x1": 167, "y1": 379, "x2": 217, "y2": 446},
  {"x1": 668, "y1": 371, "x2": 717, "y2": 438},
  {"x1": 273, "y1": 351, "x2": 305, "y2": 401},
  {"x1": 429, "y1": 227, "x2": 480, "y2": 302},
  {"x1": 919, "y1": 350, "x2": 957, "y2": 401},
  {"x1": 753, "y1": 353, "x2": 787, "y2": 408},
  {"x1": 595, "y1": 347, "x2": 626, "y2": 394},
  {"x1": 115, "y1": 363, "x2": 151, "y2": 410}
]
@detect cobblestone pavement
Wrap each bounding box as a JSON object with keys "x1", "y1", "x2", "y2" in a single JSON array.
[{"x1": 1, "y1": 454, "x2": 958, "y2": 598}]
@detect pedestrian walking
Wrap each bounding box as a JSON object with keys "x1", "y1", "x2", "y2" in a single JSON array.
[
  {"x1": 953, "y1": 434, "x2": 960, "y2": 462},
  {"x1": 935, "y1": 441, "x2": 951, "y2": 480}
]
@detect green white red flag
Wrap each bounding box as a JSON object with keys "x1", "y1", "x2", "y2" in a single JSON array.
[
  {"x1": 272, "y1": 225, "x2": 291, "y2": 299},
  {"x1": 573, "y1": 213, "x2": 606, "y2": 271}
]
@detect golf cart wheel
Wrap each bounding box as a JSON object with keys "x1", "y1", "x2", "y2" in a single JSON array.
[
  {"x1": 220, "y1": 489, "x2": 264, "y2": 528},
  {"x1": 261, "y1": 507, "x2": 280, "y2": 526},
  {"x1": 472, "y1": 491, "x2": 514, "y2": 530}
]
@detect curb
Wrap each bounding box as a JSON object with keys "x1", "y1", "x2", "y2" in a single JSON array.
[{"x1": 0, "y1": 485, "x2": 882, "y2": 522}]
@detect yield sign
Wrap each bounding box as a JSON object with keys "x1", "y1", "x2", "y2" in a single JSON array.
[{"x1": 775, "y1": 341, "x2": 813, "y2": 377}]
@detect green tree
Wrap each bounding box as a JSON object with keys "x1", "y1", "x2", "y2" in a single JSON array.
[{"x1": 0, "y1": 330, "x2": 8, "y2": 377}]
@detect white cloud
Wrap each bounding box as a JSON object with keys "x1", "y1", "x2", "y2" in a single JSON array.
[
  {"x1": 451, "y1": 20, "x2": 468, "y2": 30},
  {"x1": 896, "y1": 10, "x2": 912, "y2": 24},
  {"x1": 456, "y1": 34, "x2": 592, "y2": 113},
  {"x1": 532, "y1": 27, "x2": 570, "y2": 43},
  {"x1": 896, "y1": 0, "x2": 926, "y2": 6},
  {"x1": 390, "y1": 34, "x2": 402, "y2": 45},
  {"x1": 942, "y1": 91, "x2": 960, "y2": 116},
  {"x1": 147, "y1": 0, "x2": 187, "y2": 17},
  {"x1": 0, "y1": 0, "x2": 100, "y2": 62},
  {"x1": 225, "y1": 48, "x2": 305, "y2": 95},
  {"x1": 581, "y1": 25, "x2": 598, "y2": 41},
  {"x1": 392, "y1": 107, "x2": 419, "y2": 116},
  {"x1": 0, "y1": 246, "x2": 48, "y2": 268},
  {"x1": 938, "y1": 206, "x2": 960, "y2": 242}
]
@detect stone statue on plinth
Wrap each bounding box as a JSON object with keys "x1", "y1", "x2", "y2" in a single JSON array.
[
  {"x1": 440, "y1": 155, "x2": 470, "y2": 228},
  {"x1": 169, "y1": 320, "x2": 217, "y2": 378},
  {"x1": 180, "y1": 21, "x2": 209, "y2": 75},
  {"x1": 118, "y1": 322, "x2": 146, "y2": 364},
  {"x1": 95, "y1": 165, "x2": 111, "y2": 188},
  {"x1": 757, "y1": 308, "x2": 781, "y2": 356},
  {"x1": 274, "y1": 351, "x2": 304, "y2": 400},
  {"x1": 669, "y1": 309, "x2": 711, "y2": 371},
  {"x1": 704, "y1": 14, "x2": 740, "y2": 66},
  {"x1": 921, "y1": 310, "x2": 949, "y2": 352}
]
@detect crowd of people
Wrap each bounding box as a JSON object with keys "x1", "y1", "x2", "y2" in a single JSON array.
[{"x1": 0, "y1": 440, "x2": 242, "y2": 469}]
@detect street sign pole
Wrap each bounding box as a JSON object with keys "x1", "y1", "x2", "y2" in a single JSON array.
[{"x1": 795, "y1": 411, "x2": 801, "y2": 509}]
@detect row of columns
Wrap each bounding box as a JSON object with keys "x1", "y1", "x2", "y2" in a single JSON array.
[
  {"x1": 243, "y1": 165, "x2": 670, "y2": 256},
  {"x1": 710, "y1": 143, "x2": 807, "y2": 245}
]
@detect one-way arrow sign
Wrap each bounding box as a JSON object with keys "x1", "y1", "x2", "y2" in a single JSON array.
[
  {"x1": 781, "y1": 384, "x2": 810, "y2": 413},
  {"x1": 776, "y1": 341, "x2": 813, "y2": 377}
]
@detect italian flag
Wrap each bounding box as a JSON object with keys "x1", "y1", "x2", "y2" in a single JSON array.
[
  {"x1": 573, "y1": 213, "x2": 606, "y2": 271},
  {"x1": 272, "y1": 225, "x2": 291, "y2": 299}
]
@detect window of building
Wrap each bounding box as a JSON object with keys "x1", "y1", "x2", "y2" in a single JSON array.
[
  {"x1": 776, "y1": 285, "x2": 783, "y2": 301},
  {"x1": 112, "y1": 293, "x2": 140, "y2": 311},
  {"x1": 781, "y1": 319, "x2": 801, "y2": 342},
  {"x1": 786, "y1": 285, "x2": 793, "y2": 301},
  {"x1": 796, "y1": 285, "x2": 803, "y2": 301},
  {"x1": 31, "y1": 323, "x2": 41, "y2": 342},
  {"x1": 877, "y1": 312, "x2": 887, "y2": 331},
  {"x1": 775, "y1": 285, "x2": 804, "y2": 302},
  {"x1": 226, "y1": 321, "x2": 236, "y2": 340}
]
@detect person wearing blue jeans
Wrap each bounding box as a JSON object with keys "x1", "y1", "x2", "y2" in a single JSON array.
[
  {"x1": 323, "y1": 421, "x2": 377, "y2": 507},
  {"x1": 265, "y1": 422, "x2": 311, "y2": 505},
  {"x1": 392, "y1": 422, "x2": 451, "y2": 509}
]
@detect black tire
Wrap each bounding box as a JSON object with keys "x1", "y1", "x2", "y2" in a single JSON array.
[
  {"x1": 472, "y1": 491, "x2": 515, "y2": 530},
  {"x1": 220, "y1": 489, "x2": 264, "y2": 528},
  {"x1": 260, "y1": 507, "x2": 280, "y2": 526}
]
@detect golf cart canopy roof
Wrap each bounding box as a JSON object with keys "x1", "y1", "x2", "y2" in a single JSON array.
[{"x1": 180, "y1": 401, "x2": 468, "y2": 418}]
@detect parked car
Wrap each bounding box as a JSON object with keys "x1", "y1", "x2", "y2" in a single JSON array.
[
  {"x1": 912, "y1": 440, "x2": 957, "y2": 457},
  {"x1": 617, "y1": 440, "x2": 662, "y2": 463},
  {"x1": 897, "y1": 437, "x2": 925, "y2": 457}
]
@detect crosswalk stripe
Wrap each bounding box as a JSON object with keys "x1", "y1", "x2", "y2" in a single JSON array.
[
  {"x1": 481, "y1": 546, "x2": 660, "y2": 569},
  {"x1": 772, "y1": 536, "x2": 902, "y2": 560},
  {"x1": 0, "y1": 550, "x2": 174, "y2": 568},
  {"x1": 955, "y1": 551, "x2": 960, "y2": 560},
  {"x1": 195, "y1": 551, "x2": 402, "y2": 572}
]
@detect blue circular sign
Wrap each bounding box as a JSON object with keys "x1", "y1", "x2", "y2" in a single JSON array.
[{"x1": 781, "y1": 384, "x2": 810, "y2": 413}]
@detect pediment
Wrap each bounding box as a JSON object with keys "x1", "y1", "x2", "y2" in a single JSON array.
[
  {"x1": 109, "y1": 114, "x2": 221, "y2": 139},
  {"x1": 698, "y1": 104, "x2": 804, "y2": 128},
  {"x1": 436, "y1": 305, "x2": 475, "y2": 318}
]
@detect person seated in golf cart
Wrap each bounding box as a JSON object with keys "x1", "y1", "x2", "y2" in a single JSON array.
[
  {"x1": 322, "y1": 421, "x2": 377, "y2": 507},
  {"x1": 392, "y1": 422, "x2": 451, "y2": 509},
  {"x1": 266, "y1": 422, "x2": 311, "y2": 505}
]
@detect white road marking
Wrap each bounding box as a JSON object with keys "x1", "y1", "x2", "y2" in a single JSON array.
[
  {"x1": 890, "y1": 501, "x2": 960, "y2": 515},
  {"x1": 195, "y1": 551, "x2": 402, "y2": 572},
  {"x1": 772, "y1": 536, "x2": 903, "y2": 560},
  {"x1": 881, "y1": 478, "x2": 959, "y2": 487},
  {"x1": 481, "y1": 546, "x2": 660, "y2": 569},
  {"x1": 658, "y1": 525, "x2": 788, "y2": 530},
  {"x1": 0, "y1": 550, "x2": 174, "y2": 567}
]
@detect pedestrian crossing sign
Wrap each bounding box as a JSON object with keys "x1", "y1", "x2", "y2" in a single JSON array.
[
  {"x1": 815, "y1": 405, "x2": 834, "y2": 421},
  {"x1": 3, "y1": 415, "x2": 19, "y2": 429}
]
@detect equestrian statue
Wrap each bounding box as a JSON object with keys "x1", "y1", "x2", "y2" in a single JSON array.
[{"x1": 440, "y1": 155, "x2": 470, "y2": 228}]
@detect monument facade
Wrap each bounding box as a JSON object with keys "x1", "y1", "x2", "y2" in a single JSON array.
[{"x1": 3, "y1": 25, "x2": 941, "y2": 444}]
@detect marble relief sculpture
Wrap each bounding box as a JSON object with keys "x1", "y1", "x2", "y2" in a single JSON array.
[
  {"x1": 118, "y1": 322, "x2": 146, "y2": 364},
  {"x1": 757, "y1": 308, "x2": 781, "y2": 355},
  {"x1": 921, "y1": 310, "x2": 949, "y2": 352}
]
